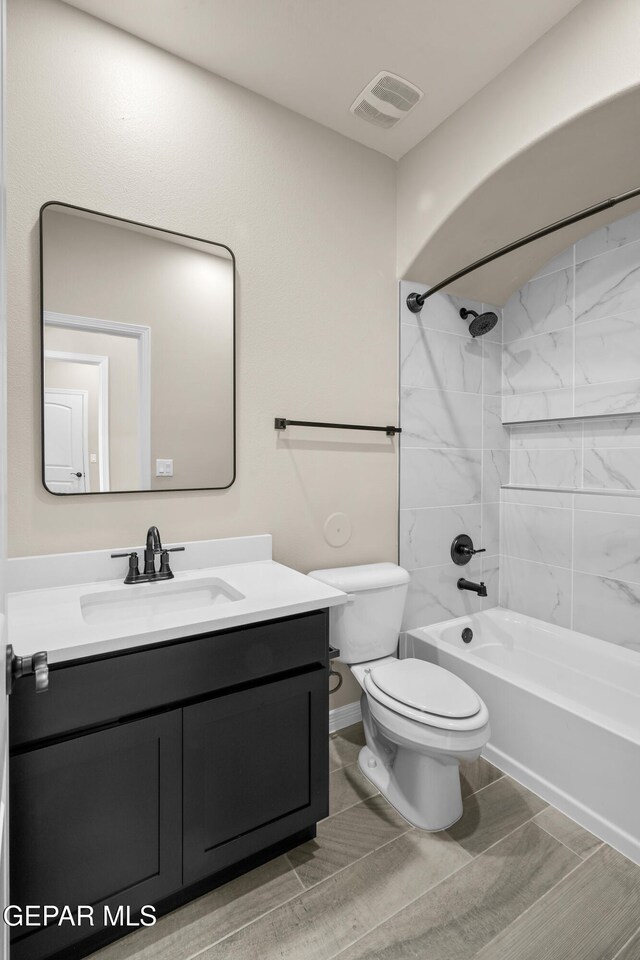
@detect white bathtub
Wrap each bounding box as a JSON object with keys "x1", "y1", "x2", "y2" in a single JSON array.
[{"x1": 403, "y1": 607, "x2": 640, "y2": 865}]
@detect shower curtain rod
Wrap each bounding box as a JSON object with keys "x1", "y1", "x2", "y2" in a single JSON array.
[{"x1": 407, "y1": 184, "x2": 640, "y2": 309}]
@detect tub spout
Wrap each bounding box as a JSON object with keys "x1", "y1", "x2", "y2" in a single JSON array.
[{"x1": 457, "y1": 577, "x2": 487, "y2": 598}]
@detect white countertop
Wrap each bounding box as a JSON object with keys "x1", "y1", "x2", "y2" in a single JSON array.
[{"x1": 8, "y1": 559, "x2": 347, "y2": 663}]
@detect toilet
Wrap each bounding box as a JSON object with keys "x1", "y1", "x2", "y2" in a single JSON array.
[{"x1": 308, "y1": 562, "x2": 490, "y2": 831}]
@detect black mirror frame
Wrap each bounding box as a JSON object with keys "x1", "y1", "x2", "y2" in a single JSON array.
[{"x1": 39, "y1": 201, "x2": 236, "y2": 496}]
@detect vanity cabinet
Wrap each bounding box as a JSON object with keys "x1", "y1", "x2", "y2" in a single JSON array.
[{"x1": 9, "y1": 609, "x2": 330, "y2": 960}]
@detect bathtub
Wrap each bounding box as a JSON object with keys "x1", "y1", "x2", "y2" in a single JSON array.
[{"x1": 402, "y1": 607, "x2": 640, "y2": 865}]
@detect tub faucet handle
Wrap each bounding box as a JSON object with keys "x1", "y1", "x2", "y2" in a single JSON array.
[{"x1": 451, "y1": 534, "x2": 484, "y2": 566}]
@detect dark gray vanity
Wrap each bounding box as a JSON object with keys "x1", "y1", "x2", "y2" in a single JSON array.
[{"x1": 10, "y1": 609, "x2": 330, "y2": 960}]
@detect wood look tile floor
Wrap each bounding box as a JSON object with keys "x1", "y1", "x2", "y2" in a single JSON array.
[{"x1": 90, "y1": 723, "x2": 640, "y2": 960}]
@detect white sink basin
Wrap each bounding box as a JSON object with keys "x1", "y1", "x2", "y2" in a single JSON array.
[{"x1": 80, "y1": 577, "x2": 245, "y2": 626}]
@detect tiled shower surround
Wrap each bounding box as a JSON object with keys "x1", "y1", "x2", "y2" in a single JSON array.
[
  {"x1": 500, "y1": 210, "x2": 640, "y2": 652},
  {"x1": 400, "y1": 207, "x2": 640, "y2": 652},
  {"x1": 399, "y1": 282, "x2": 508, "y2": 631},
  {"x1": 503, "y1": 207, "x2": 640, "y2": 422}
]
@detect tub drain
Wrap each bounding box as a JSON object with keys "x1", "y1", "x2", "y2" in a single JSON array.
[{"x1": 462, "y1": 628, "x2": 473, "y2": 643}]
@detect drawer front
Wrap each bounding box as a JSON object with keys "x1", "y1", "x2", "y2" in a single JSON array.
[{"x1": 11, "y1": 610, "x2": 328, "y2": 748}]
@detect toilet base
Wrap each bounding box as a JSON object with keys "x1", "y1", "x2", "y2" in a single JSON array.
[{"x1": 357, "y1": 743, "x2": 463, "y2": 832}]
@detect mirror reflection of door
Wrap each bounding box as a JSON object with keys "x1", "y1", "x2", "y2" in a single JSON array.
[{"x1": 43, "y1": 389, "x2": 88, "y2": 493}]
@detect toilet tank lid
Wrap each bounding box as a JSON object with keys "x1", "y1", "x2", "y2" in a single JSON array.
[{"x1": 308, "y1": 562, "x2": 410, "y2": 592}]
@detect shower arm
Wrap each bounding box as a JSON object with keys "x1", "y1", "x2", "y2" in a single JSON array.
[{"x1": 405, "y1": 183, "x2": 640, "y2": 313}]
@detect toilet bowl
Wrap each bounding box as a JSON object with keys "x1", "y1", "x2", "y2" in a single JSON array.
[
  {"x1": 353, "y1": 657, "x2": 489, "y2": 830},
  {"x1": 308, "y1": 563, "x2": 490, "y2": 831}
]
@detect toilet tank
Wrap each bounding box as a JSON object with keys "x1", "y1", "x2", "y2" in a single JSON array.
[{"x1": 308, "y1": 563, "x2": 410, "y2": 664}]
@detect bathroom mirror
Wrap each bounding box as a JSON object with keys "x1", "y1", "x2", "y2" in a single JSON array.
[{"x1": 40, "y1": 202, "x2": 235, "y2": 494}]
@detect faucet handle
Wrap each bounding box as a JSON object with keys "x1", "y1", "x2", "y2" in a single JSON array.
[
  {"x1": 164, "y1": 547, "x2": 185, "y2": 553},
  {"x1": 111, "y1": 551, "x2": 141, "y2": 583},
  {"x1": 451, "y1": 534, "x2": 485, "y2": 566}
]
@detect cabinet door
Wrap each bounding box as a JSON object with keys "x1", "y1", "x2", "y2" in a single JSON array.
[
  {"x1": 10, "y1": 710, "x2": 182, "y2": 960},
  {"x1": 183, "y1": 668, "x2": 328, "y2": 885}
]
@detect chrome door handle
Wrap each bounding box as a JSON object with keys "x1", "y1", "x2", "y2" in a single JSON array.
[{"x1": 6, "y1": 645, "x2": 49, "y2": 694}]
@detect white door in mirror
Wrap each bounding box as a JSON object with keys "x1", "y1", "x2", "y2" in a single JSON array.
[{"x1": 44, "y1": 390, "x2": 87, "y2": 493}]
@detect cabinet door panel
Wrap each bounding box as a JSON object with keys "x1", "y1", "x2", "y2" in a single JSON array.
[
  {"x1": 183, "y1": 669, "x2": 327, "y2": 884},
  {"x1": 10, "y1": 711, "x2": 182, "y2": 960}
]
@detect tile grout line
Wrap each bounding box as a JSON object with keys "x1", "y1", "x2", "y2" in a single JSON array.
[
  {"x1": 461, "y1": 770, "x2": 505, "y2": 802},
  {"x1": 288, "y1": 865, "x2": 307, "y2": 893},
  {"x1": 499, "y1": 552, "x2": 572, "y2": 573},
  {"x1": 610, "y1": 923, "x2": 640, "y2": 960},
  {"x1": 533, "y1": 817, "x2": 603, "y2": 862}
]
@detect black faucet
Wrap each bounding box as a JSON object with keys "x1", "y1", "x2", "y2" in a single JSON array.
[
  {"x1": 144, "y1": 525, "x2": 163, "y2": 577},
  {"x1": 111, "y1": 526, "x2": 185, "y2": 584},
  {"x1": 457, "y1": 577, "x2": 487, "y2": 598}
]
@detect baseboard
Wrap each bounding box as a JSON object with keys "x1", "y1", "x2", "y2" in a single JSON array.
[{"x1": 329, "y1": 700, "x2": 361, "y2": 733}]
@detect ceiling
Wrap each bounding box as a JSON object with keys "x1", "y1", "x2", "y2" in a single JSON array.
[{"x1": 61, "y1": 0, "x2": 582, "y2": 160}]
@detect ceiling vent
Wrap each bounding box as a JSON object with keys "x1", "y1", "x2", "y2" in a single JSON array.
[{"x1": 350, "y1": 71, "x2": 423, "y2": 129}]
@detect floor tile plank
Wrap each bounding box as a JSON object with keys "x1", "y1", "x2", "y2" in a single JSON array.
[
  {"x1": 533, "y1": 806, "x2": 603, "y2": 860},
  {"x1": 475, "y1": 845, "x2": 640, "y2": 960},
  {"x1": 329, "y1": 723, "x2": 365, "y2": 772},
  {"x1": 288, "y1": 795, "x2": 412, "y2": 888},
  {"x1": 197, "y1": 831, "x2": 471, "y2": 960},
  {"x1": 447, "y1": 775, "x2": 548, "y2": 856},
  {"x1": 88, "y1": 855, "x2": 303, "y2": 960},
  {"x1": 459, "y1": 756, "x2": 503, "y2": 799},
  {"x1": 334, "y1": 821, "x2": 578, "y2": 960},
  {"x1": 328, "y1": 761, "x2": 377, "y2": 816}
]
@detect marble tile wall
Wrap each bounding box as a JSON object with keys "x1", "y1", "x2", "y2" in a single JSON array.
[
  {"x1": 499, "y1": 210, "x2": 640, "y2": 653},
  {"x1": 399, "y1": 282, "x2": 508, "y2": 631},
  {"x1": 503, "y1": 208, "x2": 640, "y2": 422},
  {"x1": 500, "y1": 486, "x2": 640, "y2": 652}
]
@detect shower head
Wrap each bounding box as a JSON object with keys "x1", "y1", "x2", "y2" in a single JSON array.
[{"x1": 459, "y1": 307, "x2": 498, "y2": 338}]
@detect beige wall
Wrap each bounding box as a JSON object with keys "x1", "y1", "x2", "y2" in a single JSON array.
[
  {"x1": 8, "y1": 0, "x2": 398, "y2": 705},
  {"x1": 43, "y1": 207, "x2": 234, "y2": 489},
  {"x1": 397, "y1": 0, "x2": 640, "y2": 282}
]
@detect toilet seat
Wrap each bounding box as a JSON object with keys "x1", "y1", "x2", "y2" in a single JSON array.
[
  {"x1": 370, "y1": 658, "x2": 480, "y2": 718},
  {"x1": 363, "y1": 658, "x2": 489, "y2": 732}
]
